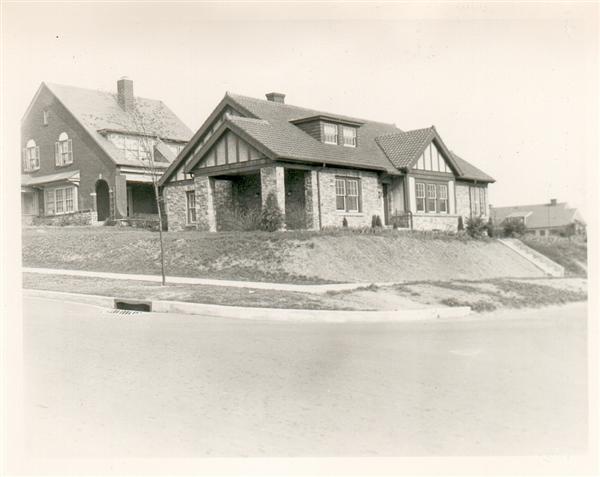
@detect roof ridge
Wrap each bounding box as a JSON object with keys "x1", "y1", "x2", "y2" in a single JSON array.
[
  {"x1": 227, "y1": 92, "x2": 399, "y2": 128},
  {"x1": 45, "y1": 81, "x2": 165, "y2": 104}
]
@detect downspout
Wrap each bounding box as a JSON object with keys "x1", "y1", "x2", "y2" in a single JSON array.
[{"x1": 316, "y1": 163, "x2": 325, "y2": 230}]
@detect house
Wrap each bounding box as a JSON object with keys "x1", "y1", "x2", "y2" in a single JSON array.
[
  {"x1": 159, "y1": 92, "x2": 494, "y2": 232},
  {"x1": 21, "y1": 78, "x2": 193, "y2": 225},
  {"x1": 491, "y1": 199, "x2": 586, "y2": 237}
]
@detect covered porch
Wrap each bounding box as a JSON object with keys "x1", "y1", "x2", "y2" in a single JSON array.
[{"x1": 193, "y1": 164, "x2": 319, "y2": 232}]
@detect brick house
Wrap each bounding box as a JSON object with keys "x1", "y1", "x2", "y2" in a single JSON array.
[
  {"x1": 491, "y1": 199, "x2": 586, "y2": 237},
  {"x1": 21, "y1": 78, "x2": 192, "y2": 224},
  {"x1": 159, "y1": 92, "x2": 494, "y2": 232}
]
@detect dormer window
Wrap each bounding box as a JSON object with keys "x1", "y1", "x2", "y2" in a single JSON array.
[
  {"x1": 342, "y1": 126, "x2": 357, "y2": 147},
  {"x1": 323, "y1": 123, "x2": 338, "y2": 145}
]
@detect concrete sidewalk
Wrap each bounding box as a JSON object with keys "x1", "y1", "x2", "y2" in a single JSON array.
[
  {"x1": 23, "y1": 289, "x2": 472, "y2": 323},
  {"x1": 23, "y1": 266, "x2": 395, "y2": 294}
]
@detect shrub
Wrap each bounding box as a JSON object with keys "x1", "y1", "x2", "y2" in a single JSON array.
[
  {"x1": 342, "y1": 217, "x2": 348, "y2": 228},
  {"x1": 259, "y1": 192, "x2": 284, "y2": 232},
  {"x1": 486, "y1": 217, "x2": 494, "y2": 237},
  {"x1": 218, "y1": 206, "x2": 261, "y2": 231},
  {"x1": 457, "y1": 216, "x2": 464, "y2": 232},
  {"x1": 371, "y1": 215, "x2": 383, "y2": 228},
  {"x1": 465, "y1": 215, "x2": 487, "y2": 238},
  {"x1": 503, "y1": 220, "x2": 526, "y2": 237}
]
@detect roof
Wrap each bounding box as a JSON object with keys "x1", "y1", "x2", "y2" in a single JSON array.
[
  {"x1": 164, "y1": 92, "x2": 494, "y2": 183},
  {"x1": 450, "y1": 152, "x2": 496, "y2": 183},
  {"x1": 43, "y1": 82, "x2": 193, "y2": 167},
  {"x1": 22, "y1": 170, "x2": 80, "y2": 187},
  {"x1": 491, "y1": 202, "x2": 585, "y2": 228}
]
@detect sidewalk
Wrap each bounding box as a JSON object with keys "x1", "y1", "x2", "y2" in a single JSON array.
[{"x1": 23, "y1": 267, "x2": 395, "y2": 294}]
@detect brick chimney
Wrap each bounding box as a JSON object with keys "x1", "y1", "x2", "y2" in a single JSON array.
[
  {"x1": 550, "y1": 198, "x2": 557, "y2": 206},
  {"x1": 265, "y1": 92, "x2": 285, "y2": 103},
  {"x1": 117, "y1": 77, "x2": 134, "y2": 111}
]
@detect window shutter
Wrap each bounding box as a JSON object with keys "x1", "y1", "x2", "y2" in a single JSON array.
[
  {"x1": 22, "y1": 148, "x2": 27, "y2": 170},
  {"x1": 68, "y1": 139, "x2": 73, "y2": 163},
  {"x1": 55, "y1": 142, "x2": 60, "y2": 166},
  {"x1": 36, "y1": 146, "x2": 40, "y2": 168}
]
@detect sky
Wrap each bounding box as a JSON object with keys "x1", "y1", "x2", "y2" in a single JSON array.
[{"x1": 2, "y1": 1, "x2": 598, "y2": 220}]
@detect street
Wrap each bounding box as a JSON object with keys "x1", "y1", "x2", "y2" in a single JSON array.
[{"x1": 23, "y1": 297, "x2": 588, "y2": 458}]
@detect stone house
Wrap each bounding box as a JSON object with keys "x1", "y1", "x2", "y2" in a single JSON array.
[
  {"x1": 491, "y1": 199, "x2": 586, "y2": 237},
  {"x1": 21, "y1": 78, "x2": 192, "y2": 224},
  {"x1": 159, "y1": 92, "x2": 494, "y2": 232}
]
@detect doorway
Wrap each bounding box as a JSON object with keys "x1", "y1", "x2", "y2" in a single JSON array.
[{"x1": 95, "y1": 180, "x2": 110, "y2": 221}]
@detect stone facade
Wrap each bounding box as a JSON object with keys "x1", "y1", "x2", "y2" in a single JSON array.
[
  {"x1": 163, "y1": 180, "x2": 196, "y2": 231},
  {"x1": 194, "y1": 175, "x2": 217, "y2": 232},
  {"x1": 317, "y1": 168, "x2": 383, "y2": 228},
  {"x1": 304, "y1": 171, "x2": 320, "y2": 230},
  {"x1": 455, "y1": 182, "x2": 472, "y2": 219},
  {"x1": 31, "y1": 209, "x2": 95, "y2": 226},
  {"x1": 260, "y1": 165, "x2": 285, "y2": 214},
  {"x1": 412, "y1": 214, "x2": 458, "y2": 232}
]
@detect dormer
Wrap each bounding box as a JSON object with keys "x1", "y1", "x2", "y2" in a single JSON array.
[{"x1": 290, "y1": 115, "x2": 363, "y2": 147}]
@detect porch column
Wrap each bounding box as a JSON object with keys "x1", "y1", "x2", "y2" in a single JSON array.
[
  {"x1": 304, "y1": 170, "x2": 320, "y2": 230},
  {"x1": 113, "y1": 174, "x2": 128, "y2": 219},
  {"x1": 260, "y1": 165, "x2": 285, "y2": 216},
  {"x1": 194, "y1": 175, "x2": 217, "y2": 232}
]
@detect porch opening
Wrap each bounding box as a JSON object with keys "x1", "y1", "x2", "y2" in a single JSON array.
[
  {"x1": 95, "y1": 179, "x2": 111, "y2": 221},
  {"x1": 127, "y1": 182, "x2": 158, "y2": 216},
  {"x1": 284, "y1": 169, "x2": 307, "y2": 229}
]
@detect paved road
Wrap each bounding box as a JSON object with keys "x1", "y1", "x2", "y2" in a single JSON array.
[{"x1": 23, "y1": 297, "x2": 588, "y2": 458}]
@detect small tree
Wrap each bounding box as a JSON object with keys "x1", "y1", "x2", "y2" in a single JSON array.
[
  {"x1": 457, "y1": 215, "x2": 464, "y2": 232},
  {"x1": 342, "y1": 217, "x2": 348, "y2": 228},
  {"x1": 259, "y1": 192, "x2": 284, "y2": 232},
  {"x1": 466, "y1": 215, "x2": 487, "y2": 238},
  {"x1": 486, "y1": 217, "x2": 494, "y2": 237}
]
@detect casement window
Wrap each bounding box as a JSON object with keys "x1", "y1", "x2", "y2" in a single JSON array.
[
  {"x1": 55, "y1": 132, "x2": 73, "y2": 166},
  {"x1": 469, "y1": 186, "x2": 487, "y2": 217},
  {"x1": 426, "y1": 184, "x2": 437, "y2": 212},
  {"x1": 415, "y1": 182, "x2": 426, "y2": 212},
  {"x1": 23, "y1": 139, "x2": 40, "y2": 172},
  {"x1": 323, "y1": 123, "x2": 338, "y2": 145},
  {"x1": 186, "y1": 190, "x2": 197, "y2": 224},
  {"x1": 45, "y1": 186, "x2": 77, "y2": 215},
  {"x1": 438, "y1": 184, "x2": 448, "y2": 213},
  {"x1": 335, "y1": 177, "x2": 361, "y2": 212},
  {"x1": 342, "y1": 126, "x2": 357, "y2": 147}
]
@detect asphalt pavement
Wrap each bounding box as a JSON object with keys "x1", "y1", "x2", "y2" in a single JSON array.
[{"x1": 22, "y1": 297, "x2": 588, "y2": 458}]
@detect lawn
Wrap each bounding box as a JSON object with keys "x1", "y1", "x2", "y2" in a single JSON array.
[{"x1": 520, "y1": 235, "x2": 587, "y2": 276}]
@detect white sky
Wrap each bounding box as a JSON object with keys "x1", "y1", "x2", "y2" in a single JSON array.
[{"x1": 2, "y1": 2, "x2": 598, "y2": 220}]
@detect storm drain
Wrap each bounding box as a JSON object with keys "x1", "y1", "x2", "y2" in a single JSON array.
[
  {"x1": 113, "y1": 299, "x2": 152, "y2": 312},
  {"x1": 105, "y1": 309, "x2": 144, "y2": 316}
]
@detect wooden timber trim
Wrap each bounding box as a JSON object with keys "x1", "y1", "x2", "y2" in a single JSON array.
[{"x1": 194, "y1": 158, "x2": 273, "y2": 177}]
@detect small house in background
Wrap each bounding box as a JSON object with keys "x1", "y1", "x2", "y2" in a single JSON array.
[
  {"x1": 491, "y1": 199, "x2": 586, "y2": 237},
  {"x1": 159, "y1": 92, "x2": 495, "y2": 232},
  {"x1": 21, "y1": 78, "x2": 192, "y2": 225}
]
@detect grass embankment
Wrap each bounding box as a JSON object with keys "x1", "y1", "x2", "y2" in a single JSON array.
[
  {"x1": 23, "y1": 226, "x2": 547, "y2": 284},
  {"x1": 520, "y1": 236, "x2": 587, "y2": 276}
]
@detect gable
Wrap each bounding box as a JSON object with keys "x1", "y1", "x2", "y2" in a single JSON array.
[
  {"x1": 192, "y1": 130, "x2": 266, "y2": 171},
  {"x1": 412, "y1": 141, "x2": 452, "y2": 174}
]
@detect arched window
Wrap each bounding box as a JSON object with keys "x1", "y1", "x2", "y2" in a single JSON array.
[
  {"x1": 55, "y1": 132, "x2": 73, "y2": 166},
  {"x1": 23, "y1": 139, "x2": 40, "y2": 171}
]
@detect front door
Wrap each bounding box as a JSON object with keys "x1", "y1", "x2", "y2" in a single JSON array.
[{"x1": 382, "y1": 184, "x2": 390, "y2": 225}]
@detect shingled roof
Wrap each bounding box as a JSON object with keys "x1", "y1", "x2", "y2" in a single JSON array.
[
  {"x1": 491, "y1": 201, "x2": 585, "y2": 228},
  {"x1": 163, "y1": 92, "x2": 494, "y2": 183},
  {"x1": 41, "y1": 82, "x2": 192, "y2": 168}
]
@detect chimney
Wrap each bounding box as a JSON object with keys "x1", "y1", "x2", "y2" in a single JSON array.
[
  {"x1": 117, "y1": 77, "x2": 134, "y2": 111},
  {"x1": 265, "y1": 92, "x2": 285, "y2": 104},
  {"x1": 550, "y1": 198, "x2": 557, "y2": 206}
]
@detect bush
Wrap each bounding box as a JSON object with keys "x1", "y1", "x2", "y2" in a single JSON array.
[
  {"x1": 259, "y1": 192, "x2": 284, "y2": 232},
  {"x1": 218, "y1": 206, "x2": 261, "y2": 231},
  {"x1": 503, "y1": 220, "x2": 526, "y2": 237},
  {"x1": 342, "y1": 217, "x2": 348, "y2": 228},
  {"x1": 371, "y1": 215, "x2": 383, "y2": 228},
  {"x1": 465, "y1": 215, "x2": 487, "y2": 238},
  {"x1": 486, "y1": 218, "x2": 494, "y2": 237},
  {"x1": 457, "y1": 216, "x2": 464, "y2": 232}
]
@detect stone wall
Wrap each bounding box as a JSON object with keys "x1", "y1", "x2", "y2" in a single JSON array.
[
  {"x1": 194, "y1": 176, "x2": 217, "y2": 232},
  {"x1": 317, "y1": 168, "x2": 383, "y2": 228},
  {"x1": 412, "y1": 214, "x2": 458, "y2": 232},
  {"x1": 163, "y1": 180, "x2": 195, "y2": 231},
  {"x1": 455, "y1": 182, "x2": 472, "y2": 219},
  {"x1": 31, "y1": 209, "x2": 95, "y2": 226}
]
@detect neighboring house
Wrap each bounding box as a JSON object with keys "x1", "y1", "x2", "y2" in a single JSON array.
[
  {"x1": 21, "y1": 78, "x2": 192, "y2": 224},
  {"x1": 159, "y1": 92, "x2": 495, "y2": 232},
  {"x1": 491, "y1": 199, "x2": 586, "y2": 237}
]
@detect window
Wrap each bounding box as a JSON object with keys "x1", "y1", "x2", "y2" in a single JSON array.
[
  {"x1": 342, "y1": 126, "x2": 357, "y2": 147},
  {"x1": 55, "y1": 132, "x2": 73, "y2": 166},
  {"x1": 43, "y1": 110, "x2": 49, "y2": 126},
  {"x1": 479, "y1": 187, "x2": 486, "y2": 215},
  {"x1": 323, "y1": 123, "x2": 338, "y2": 145},
  {"x1": 23, "y1": 139, "x2": 40, "y2": 171},
  {"x1": 469, "y1": 186, "x2": 487, "y2": 217},
  {"x1": 335, "y1": 177, "x2": 361, "y2": 212},
  {"x1": 186, "y1": 190, "x2": 197, "y2": 224},
  {"x1": 415, "y1": 182, "x2": 425, "y2": 212},
  {"x1": 426, "y1": 184, "x2": 437, "y2": 212},
  {"x1": 438, "y1": 184, "x2": 448, "y2": 213},
  {"x1": 109, "y1": 134, "x2": 153, "y2": 161},
  {"x1": 45, "y1": 186, "x2": 77, "y2": 215}
]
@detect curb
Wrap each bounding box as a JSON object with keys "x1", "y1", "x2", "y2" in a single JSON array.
[{"x1": 23, "y1": 289, "x2": 472, "y2": 323}]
